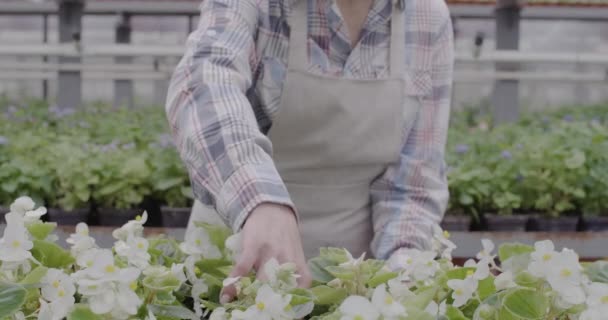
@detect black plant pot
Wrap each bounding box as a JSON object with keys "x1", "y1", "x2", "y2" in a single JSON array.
[
  {"x1": 441, "y1": 215, "x2": 472, "y2": 232},
  {"x1": 0, "y1": 207, "x2": 8, "y2": 224},
  {"x1": 47, "y1": 208, "x2": 90, "y2": 226},
  {"x1": 527, "y1": 216, "x2": 579, "y2": 232},
  {"x1": 161, "y1": 207, "x2": 190, "y2": 228},
  {"x1": 484, "y1": 214, "x2": 530, "y2": 231},
  {"x1": 96, "y1": 208, "x2": 142, "y2": 227},
  {"x1": 580, "y1": 216, "x2": 608, "y2": 232}
]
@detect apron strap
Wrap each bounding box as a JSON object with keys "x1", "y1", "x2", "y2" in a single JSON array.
[
  {"x1": 288, "y1": 0, "x2": 406, "y2": 76},
  {"x1": 390, "y1": 0, "x2": 406, "y2": 77},
  {"x1": 287, "y1": 0, "x2": 309, "y2": 71}
]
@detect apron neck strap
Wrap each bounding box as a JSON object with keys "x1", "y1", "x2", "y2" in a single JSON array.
[{"x1": 288, "y1": 0, "x2": 406, "y2": 76}]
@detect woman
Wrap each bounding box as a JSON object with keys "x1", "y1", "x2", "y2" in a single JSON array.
[{"x1": 166, "y1": 0, "x2": 453, "y2": 300}]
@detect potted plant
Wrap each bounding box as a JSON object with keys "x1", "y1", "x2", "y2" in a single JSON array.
[
  {"x1": 149, "y1": 142, "x2": 193, "y2": 228},
  {"x1": 45, "y1": 139, "x2": 95, "y2": 225},
  {"x1": 92, "y1": 149, "x2": 152, "y2": 226}
]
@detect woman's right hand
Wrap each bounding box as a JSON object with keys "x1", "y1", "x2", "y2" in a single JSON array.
[{"x1": 220, "y1": 203, "x2": 312, "y2": 304}]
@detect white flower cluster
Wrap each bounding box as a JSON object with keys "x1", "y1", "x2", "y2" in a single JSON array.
[{"x1": 1, "y1": 196, "x2": 607, "y2": 320}]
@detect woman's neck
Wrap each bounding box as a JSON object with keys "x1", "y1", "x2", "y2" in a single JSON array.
[{"x1": 335, "y1": 0, "x2": 375, "y2": 47}]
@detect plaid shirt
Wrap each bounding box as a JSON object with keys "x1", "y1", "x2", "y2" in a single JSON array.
[{"x1": 166, "y1": 0, "x2": 453, "y2": 261}]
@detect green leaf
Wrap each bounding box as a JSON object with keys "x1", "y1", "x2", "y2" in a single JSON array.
[
  {"x1": 584, "y1": 261, "x2": 608, "y2": 284},
  {"x1": 404, "y1": 286, "x2": 439, "y2": 311},
  {"x1": 26, "y1": 221, "x2": 57, "y2": 241},
  {"x1": 404, "y1": 306, "x2": 435, "y2": 320},
  {"x1": 367, "y1": 271, "x2": 398, "y2": 288},
  {"x1": 193, "y1": 222, "x2": 231, "y2": 250},
  {"x1": 148, "y1": 304, "x2": 198, "y2": 320},
  {"x1": 30, "y1": 240, "x2": 75, "y2": 268},
  {"x1": 477, "y1": 276, "x2": 496, "y2": 301},
  {"x1": 155, "y1": 177, "x2": 184, "y2": 191},
  {"x1": 564, "y1": 149, "x2": 586, "y2": 169},
  {"x1": 324, "y1": 266, "x2": 355, "y2": 281},
  {"x1": 67, "y1": 304, "x2": 104, "y2": 320},
  {"x1": 513, "y1": 272, "x2": 540, "y2": 288},
  {"x1": 19, "y1": 266, "x2": 48, "y2": 286},
  {"x1": 446, "y1": 268, "x2": 475, "y2": 281},
  {"x1": 0, "y1": 282, "x2": 27, "y2": 318},
  {"x1": 502, "y1": 288, "x2": 549, "y2": 319},
  {"x1": 498, "y1": 243, "x2": 534, "y2": 263},
  {"x1": 446, "y1": 305, "x2": 470, "y2": 320},
  {"x1": 308, "y1": 257, "x2": 337, "y2": 283},
  {"x1": 311, "y1": 285, "x2": 348, "y2": 305},
  {"x1": 142, "y1": 274, "x2": 182, "y2": 292}
]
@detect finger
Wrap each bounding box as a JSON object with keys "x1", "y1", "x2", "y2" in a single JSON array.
[
  {"x1": 221, "y1": 252, "x2": 255, "y2": 304},
  {"x1": 296, "y1": 260, "x2": 312, "y2": 288}
]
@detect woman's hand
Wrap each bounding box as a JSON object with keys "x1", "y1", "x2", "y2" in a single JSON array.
[{"x1": 220, "y1": 203, "x2": 312, "y2": 304}]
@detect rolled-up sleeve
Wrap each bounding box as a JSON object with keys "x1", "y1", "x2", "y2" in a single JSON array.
[
  {"x1": 370, "y1": 2, "x2": 453, "y2": 262},
  {"x1": 165, "y1": 0, "x2": 294, "y2": 232}
]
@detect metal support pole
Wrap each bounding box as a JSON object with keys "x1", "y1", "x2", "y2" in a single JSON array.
[
  {"x1": 57, "y1": 0, "x2": 84, "y2": 109},
  {"x1": 492, "y1": 0, "x2": 521, "y2": 124},
  {"x1": 187, "y1": 14, "x2": 194, "y2": 34},
  {"x1": 114, "y1": 13, "x2": 133, "y2": 108},
  {"x1": 154, "y1": 59, "x2": 169, "y2": 106},
  {"x1": 42, "y1": 14, "x2": 49, "y2": 100}
]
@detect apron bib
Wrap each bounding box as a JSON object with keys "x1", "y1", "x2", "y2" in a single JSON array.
[{"x1": 189, "y1": 0, "x2": 421, "y2": 259}]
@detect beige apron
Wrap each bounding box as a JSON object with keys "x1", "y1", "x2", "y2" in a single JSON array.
[{"x1": 189, "y1": 0, "x2": 421, "y2": 259}]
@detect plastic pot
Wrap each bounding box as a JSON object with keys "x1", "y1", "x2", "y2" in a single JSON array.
[
  {"x1": 580, "y1": 216, "x2": 608, "y2": 232},
  {"x1": 484, "y1": 214, "x2": 530, "y2": 232},
  {"x1": 47, "y1": 208, "x2": 90, "y2": 226},
  {"x1": 96, "y1": 208, "x2": 141, "y2": 227},
  {"x1": 440, "y1": 215, "x2": 472, "y2": 232},
  {"x1": 160, "y1": 207, "x2": 190, "y2": 228},
  {"x1": 527, "y1": 216, "x2": 579, "y2": 232}
]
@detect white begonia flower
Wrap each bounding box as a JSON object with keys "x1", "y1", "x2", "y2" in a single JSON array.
[
  {"x1": 528, "y1": 240, "x2": 557, "y2": 278},
  {"x1": 237, "y1": 284, "x2": 292, "y2": 320},
  {"x1": 494, "y1": 271, "x2": 517, "y2": 291},
  {"x1": 545, "y1": 249, "x2": 585, "y2": 306},
  {"x1": 41, "y1": 269, "x2": 76, "y2": 302},
  {"x1": 0, "y1": 215, "x2": 33, "y2": 263},
  {"x1": 66, "y1": 223, "x2": 97, "y2": 258},
  {"x1": 447, "y1": 277, "x2": 478, "y2": 307},
  {"x1": 425, "y1": 300, "x2": 447, "y2": 317},
  {"x1": 371, "y1": 284, "x2": 407, "y2": 319},
  {"x1": 180, "y1": 226, "x2": 221, "y2": 259},
  {"x1": 145, "y1": 309, "x2": 157, "y2": 320},
  {"x1": 209, "y1": 307, "x2": 228, "y2": 320},
  {"x1": 38, "y1": 297, "x2": 75, "y2": 320},
  {"x1": 432, "y1": 225, "x2": 457, "y2": 260},
  {"x1": 464, "y1": 259, "x2": 477, "y2": 268},
  {"x1": 112, "y1": 211, "x2": 148, "y2": 241},
  {"x1": 115, "y1": 235, "x2": 150, "y2": 269},
  {"x1": 71, "y1": 249, "x2": 142, "y2": 318},
  {"x1": 263, "y1": 258, "x2": 299, "y2": 290},
  {"x1": 585, "y1": 282, "x2": 608, "y2": 311},
  {"x1": 392, "y1": 249, "x2": 439, "y2": 282},
  {"x1": 339, "y1": 250, "x2": 366, "y2": 269},
  {"x1": 13, "y1": 311, "x2": 26, "y2": 320},
  {"x1": 476, "y1": 239, "x2": 495, "y2": 261},
  {"x1": 387, "y1": 273, "x2": 415, "y2": 300},
  {"x1": 9, "y1": 196, "x2": 47, "y2": 223},
  {"x1": 470, "y1": 259, "x2": 491, "y2": 280},
  {"x1": 339, "y1": 295, "x2": 380, "y2": 320},
  {"x1": 170, "y1": 263, "x2": 187, "y2": 284},
  {"x1": 580, "y1": 308, "x2": 603, "y2": 320}
]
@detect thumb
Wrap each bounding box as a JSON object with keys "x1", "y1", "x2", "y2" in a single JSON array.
[{"x1": 220, "y1": 253, "x2": 255, "y2": 304}]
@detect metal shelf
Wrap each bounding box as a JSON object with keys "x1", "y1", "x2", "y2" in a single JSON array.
[
  {"x1": 1, "y1": 224, "x2": 604, "y2": 260},
  {"x1": 1, "y1": 1, "x2": 608, "y2": 21}
]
